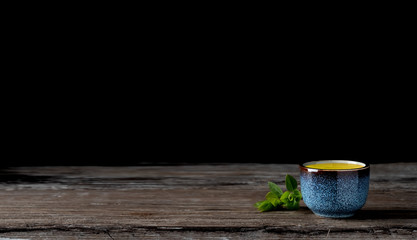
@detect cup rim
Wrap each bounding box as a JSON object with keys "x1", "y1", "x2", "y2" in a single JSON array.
[{"x1": 299, "y1": 160, "x2": 370, "y2": 172}]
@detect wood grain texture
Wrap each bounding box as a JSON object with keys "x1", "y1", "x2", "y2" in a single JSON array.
[{"x1": 0, "y1": 163, "x2": 416, "y2": 239}]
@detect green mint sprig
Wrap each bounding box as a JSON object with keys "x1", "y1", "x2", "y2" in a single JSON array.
[{"x1": 254, "y1": 174, "x2": 302, "y2": 212}]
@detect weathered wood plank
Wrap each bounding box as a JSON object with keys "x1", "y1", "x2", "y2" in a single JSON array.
[{"x1": 0, "y1": 163, "x2": 416, "y2": 239}]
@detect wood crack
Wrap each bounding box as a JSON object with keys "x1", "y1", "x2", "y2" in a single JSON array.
[{"x1": 4, "y1": 225, "x2": 414, "y2": 234}]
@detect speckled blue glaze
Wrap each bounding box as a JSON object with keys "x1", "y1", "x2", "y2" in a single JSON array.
[{"x1": 300, "y1": 160, "x2": 370, "y2": 218}]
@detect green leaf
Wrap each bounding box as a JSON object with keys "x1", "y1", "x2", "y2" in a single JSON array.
[
  {"x1": 255, "y1": 175, "x2": 302, "y2": 212},
  {"x1": 293, "y1": 189, "x2": 302, "y2": 201},
  {"x1": 280, "y1": 191, "x2": 290, "y2": 203},
  {"x1": 285, "y1": 175, "x2": 297, "y2": 191},
  {"x1": 254, "y1": 201, "x2": 264, "y2": 208},
  {"x1": 268, "y1": 182, "x2": 283, "y2": 197},
  {"x1": 269, "y1": 198, "x2": 281, "y2": 207},
  {"x1": 283, "y1": 201, "x2": 300, "y2": 210},
  {"x1": 288, "y1": 192, "x2": 294, "y2": 201},
  {"x1": 257, "y1": 200, "x2": 275, "y2": 212},
  {"x1": 293, "y1": 189, "x2": 301, "y2": 196},
  {"x1": 266, "y1": 192, "x2": 282, "y2": 207}
]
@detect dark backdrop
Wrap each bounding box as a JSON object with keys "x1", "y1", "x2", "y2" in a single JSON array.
[
  {"x1": 4, "y1": 85, "x2": 415, "y2": 167},
  {"x1": 4, "y1": 5, "x2": 415, "y2": 167}
]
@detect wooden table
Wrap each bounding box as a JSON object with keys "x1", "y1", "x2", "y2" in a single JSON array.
[{"x1": 0, "y1": 163, "x2": 416, "y2": 239}]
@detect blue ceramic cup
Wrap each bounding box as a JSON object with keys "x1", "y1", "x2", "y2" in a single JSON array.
[{"x1": 300, "y1": 160, "x2": 370, "y2": 218}]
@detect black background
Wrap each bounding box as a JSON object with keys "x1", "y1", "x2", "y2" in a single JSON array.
[
  {"x1": 4, "y1": 12, "x2": 415, "y2": 167},
  {"x1": 3, "y1": 82, "x2": 415, "y2": 167}
]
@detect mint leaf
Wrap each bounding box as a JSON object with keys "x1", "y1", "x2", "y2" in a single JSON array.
[
  {"x1": 256, "y1": 200, "x2": 275, "y2": 212},
  {"x1": 285, "y1": 174, "x2": 297, "y2": 191},
  {"x1": 266, "y1": 192, "x2": 282, "y2": 207},
  {"x1": 293, "y1": 189, "x2": 302, "y2": 201},
  {"x1": 254, "y1": 201, "x2": 264, "y2": 208},
  {"x1": 270, "y1": 198, "x2": 281, "y2": 207},
  {"x1": 283, "y1": 200, "x2": 300, "y2": 210},
  {"x1": 280, "y1": 191, "x2": 290, "y2": 203},
  {"x1": 268, "y1": 182, "x2": 283, "y2": 197},
  {"x1": 288, "y1": 192, "x2": 294, "y2": 201},
  {"x1": 255, "y1": 175, "x2": 302, "y2": 212}
]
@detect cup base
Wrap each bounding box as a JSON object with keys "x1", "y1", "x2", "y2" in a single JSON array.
[{"x1": 313, "y1": 211, "x2": 355, "y2": 218}]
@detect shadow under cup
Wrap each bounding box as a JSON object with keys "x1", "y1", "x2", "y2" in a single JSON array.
[{"x1": 300, "y1": 160, "x2": 370, "y2": 218}]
